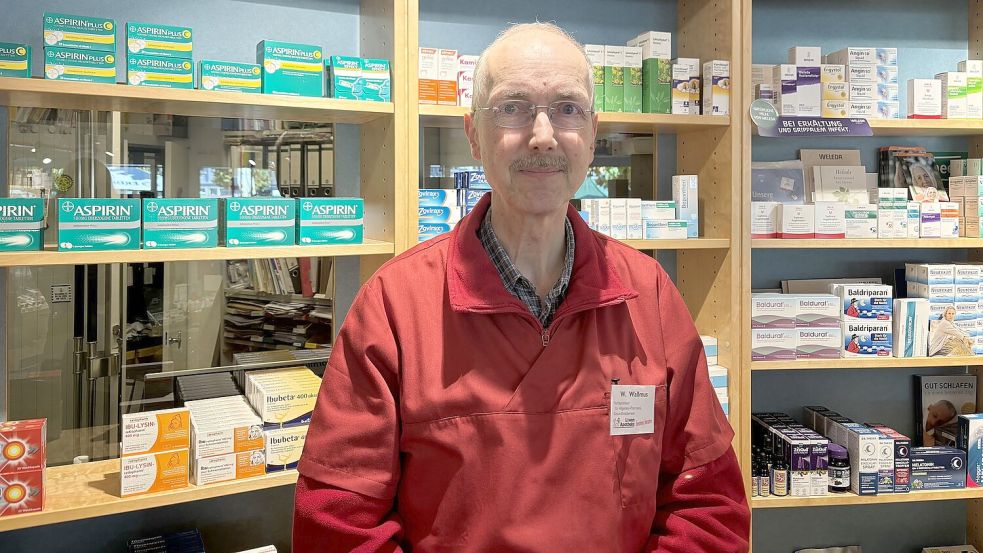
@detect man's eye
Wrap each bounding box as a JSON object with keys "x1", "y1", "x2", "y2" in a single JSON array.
[
  {"x1": 500, "y1": 102, "x2": 520, "y2": 115},
  {"x1": 557, "y1": 102, "x2": 579, "y2": 115}
]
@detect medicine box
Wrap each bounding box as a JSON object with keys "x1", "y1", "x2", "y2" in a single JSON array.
[
  {"x1": 701, "y1": 335, "x2": 718, "y2": 365},
  {"x1": 920, "y1": 202, "x2": 942, "y2": 238},
  {"x1": 121, "y1": 408, "x2": 190, "y2": 457},
  {"x1": 751, "y1": 328, "x2": 796, "y2": 361},
  {"x1": 360, "y1": 58, "x2": 391, "y2": 102},
  {"x1": 457, "y1": 54, "x2": 477, "y2": 108},
  {"x1": 142, "y1": 198, "x2": 218, "y2": 249},
  {"x1": 126, "y1": 22, "x2": 192, "y2": 59},
  {"x1": 751, "y1": 294, "x2": 795, "y2": 328},
  {"x1": 43, "y1": 12, "x2": 116, "y2": 52},
  {"x1": 623, "y1": 47, "x2": 643, "y2": 113},
  {"x1": 603, "y1": 46, "x2": 626, "y2": 113},
  {"x1": 609, "y1": 198, "x2": 628, "y2": 239},
  {"x1": 877, "y1": 101, "x2": 901, "y2": 119},
  {"x1": 58, "y1": 198, "x2": 141, "y2": 251},
  {"x1": 832, "y1": 283, "x2": 893, "y2": 320},
  {"x1": 908, "y1": 263, "x2": 955, "y2": 285},
  {"x1": 191, "y1": 450, "x2": 266, "y2": 486},
  {"x1": 327, "y1": 56, "x2": 360, "y2": 100},
  {"x1": 702, "y1": 60, "x2": 729, "y2": 116},
  {"x1": 0, "y1": 418, "x2": 46, "y2": 474},
  {"x1": 894, "y1": 298, "x2": 930, "y2": 358},
  {"x1": 841, "y1": 319, "x2": 892, "y2": 357},
  {"x1": 633, "y1": 31, "x2": 672, "y2": 61},
  {"x1": 814, "y1": 202, "x2": 845, "y2": 239},
  {"x1": 642, "y1": 200, "x2": 675, "y2": 221},
  {"x1": 774, "y1": 64, "x2": 798, "y2": 116},
  {"x1": 751, "y1": 201, "x2": 779, "y2": 239},
  {"x1": 44, "y1": 48, "x2": 116, "y2": 84},
  {"x1": 297, "y1": 198, "x2": 364, "y2": 245},
  {"x1": 908, "y1": 79, "x2": 943, "y2": 119},
  {"x1": 672, "y1": 175, "x2": 699, "y2": 237},
  {"x1": 627, "y1": 198, "x2": 643, "y2": 239},
  {"x1": 198, "y1": 60, "x2": 262, "y2": 93},
  {"x1": 959, "y1": 60, "x2": 983, "y2": 119},
  {"x1": 796, "y1": 66, "x2": 821, "y2": 117},
  {"x1": 671, "y1": 64, "x2": 691, "y2": 115},
  {"x1": 937, "y1": 72, "x2": 969, "y2": 119},
  {"x1": 796, "y1": 327, "x2": 842, "y2": 359},
  {"x1": 120, "y1": 449, "x2": 190, "y2": 497},
  {"x1": 643, "y1": 219, "x2": 687, "y2": 240},
  {"x1": 907, "y1": 202, "x2": 921, "y2": 238},
  {"x1": 436, "y1": 49, "x2": 458, "y2": 106},
  {"x1": 958, "y1": 414, "x2": 983, "y2": 488},
  {"x1": 246, "y1": 367, "x2": 321, "y2": 429},
  {"x1": 0, "y1": 43, "x2": 31, "y2": 78},
  {"x1": 709, "y1": 365, "x2": 727, "y2": 388},
  {"x1": 0, "y1": 471, "x2": 43, "y2": 516},
  {"x1": 910, "y1": 447, "x2": 966, "y2": 490},
  {"x1": 224, "y1": 197, "x2": 296, "y2": 247},
  {"x1": 257, "y1": 40, "x2": 324, "y2": 97},
  {"x1": 419, "y1": 47, "x2": 440, "y2": 104},
  {"x1": 672, "y1": 58, "x2": 701, "y2": 115},
  {"x1": 264, "y1": 425, "x2": 308, "y2": 472},
  {"x1": 0, "y1": 198, "x2": 44, "y2": 251},
  {"x1": 793, "y1": 294, "x2": 840, "y2": 328},
  {"x1": 789, "y1": 46, "x2": 821, "y2": 66},
  {"x1": 844, "y1": 204, "x2": 878, "y2": 238},
  {"x1": 641, "y1": 56, "x2": 671, "y2": 114}
]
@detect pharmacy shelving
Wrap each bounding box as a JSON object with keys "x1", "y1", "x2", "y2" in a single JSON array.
[
  {"x1": 752, "y1": 238, "x2": 983, "y2": 249},
  {"x1": 0, "y1": 240, "x2": 396, "y2": 268},
  {"x1": 753, "y1": 119, "x2": 983, "y2": 137},
  {"x1": 752, "y1": 488, "x2": 983, "y2": 509},
  {"x1": 622, "y1": 238, "x2": 731, "y2": 250},
  {"x1": 0, "y1": 460, "x2": 299, "y2": 533},
  {"x1": 751, "y1": 356, "x2": 983, "y2": 371}
]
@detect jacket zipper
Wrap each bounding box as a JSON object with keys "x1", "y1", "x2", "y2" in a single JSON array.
[
  {"x1": 538, "y1": 294, "x2": 628, "y2": 348},
  {"x1": 542, "y1": 328, "x2": 550, "y2": 347}
]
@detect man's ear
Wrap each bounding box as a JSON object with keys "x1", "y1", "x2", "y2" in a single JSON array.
[{"x1": 464, "y1": 112, "x2": 482, "y2": 161}]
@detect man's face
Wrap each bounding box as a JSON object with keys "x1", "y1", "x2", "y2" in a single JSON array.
[{"x1": 465, "y1": 32, "x2": 598, "y2": 218}]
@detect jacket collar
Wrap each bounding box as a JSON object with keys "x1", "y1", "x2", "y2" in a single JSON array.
[{"x1": 446, "y1": 192, "x2": 637, "y2": 314}]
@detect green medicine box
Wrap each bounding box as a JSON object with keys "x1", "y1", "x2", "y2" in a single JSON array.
[
  {"x1": 224, "y1": 197, "x2": 296, "y2": 247},
  {"x1": 198, "y1": 60, "x2": 262, "y2": 93},
  {"x1": 142, "y1": 198, "x2": 218, "y2": 249},
  {"x1": 297, "y1": 198, "x2": 364, "y2": 245},
  {"x1": 257, "y1": 40, "x2": 324, "y2": 97},
  {"x1": 58, "y1": 198, "x2": 141, "y2": 251},
  {"x1": 642, "y1": 58, "x2": 672, "y2": 114},
  {"x1": 0, "y1": 43, "x2": 31, "y2": 78},
  {"x1": 44, "y1": 48, "x2": 117, "y2": 84},
  {"x1": 0, "y1": 198, "x2": 44, "y2": 251},
  {"x1": 126, "y1": 22, "x2": 193, "y2": 59},
  {"x1": 328, "y1": 55, "x2": 360, "y2": 100},
  {"x1": 43, "y1": 12, "x2": 117, "y2": 52},
  {"x1": 127, "y1": 54, "x2": 194, "y2": 88},
  {"x1": 359, "y1": 58, "x2": 391, "y2": 102}
]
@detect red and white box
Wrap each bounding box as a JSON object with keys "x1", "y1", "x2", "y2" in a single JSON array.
[
  {"x1": 0, "y1": 418, "x2": 46, "y2": 474},
  {"x1": 457, "y1": 54, "x2": 477, "y2": 108},
  {"x1": 0, "y1": 470, "x2": 44, "y2": 516}
]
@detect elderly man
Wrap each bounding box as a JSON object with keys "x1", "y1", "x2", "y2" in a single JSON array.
[{"x1": 294, "y1": 22, "x2": 750, "y2": 553}]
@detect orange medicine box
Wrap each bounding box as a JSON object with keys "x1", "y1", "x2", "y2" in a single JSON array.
[
  {"x1": 418, "y1": 47, "x2": 439, "y2": 104},
  {"x1": 437, "y1": 48, "x2": 458, "y2": 106},
  {"x1": 121, "y1": 408, "x2": 190, "y2": 457},
  {"x1": 0, "y1": 418, "x2": 46, "y2": 474},
  {"x1": 120, "y1": 449, "x2": 189, "y2": 497},
  {"x1": 0, "y1": 470, "x2": 44, "y2": 516}
]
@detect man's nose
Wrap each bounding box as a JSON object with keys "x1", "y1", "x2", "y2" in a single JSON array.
[{"x1": 528, "y1": 109, "x2": 557, "y2": 151}]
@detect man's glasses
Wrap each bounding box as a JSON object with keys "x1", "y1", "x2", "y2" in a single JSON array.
[{"x1": 473, "y1": 99, "x2": 594, "y2": 129}]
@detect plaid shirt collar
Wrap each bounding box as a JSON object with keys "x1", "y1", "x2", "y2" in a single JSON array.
[{"x1": 477, "y1": 206, "x2": 575, "y2": 327}]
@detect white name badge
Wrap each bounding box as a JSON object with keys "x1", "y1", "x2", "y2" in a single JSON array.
[{"x1": 610, "y1": 384, "x2": 656, "y2": 436}]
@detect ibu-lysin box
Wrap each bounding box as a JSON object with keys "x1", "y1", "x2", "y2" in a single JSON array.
[
  {"x1": 297, "y1": 198, "x2": 364, "y2": 245},
  {"x1": 43, "y1": 12, "x2": 116, "y2": 52},
  {"x1": 198, "y1": 60, "x2": 261, "y2": 94},
  {"x1": 126, "y1": 22, "x2": 192, "y2": 59},
  {"x1": 121, "y1": 408, "x2": 190, "y2": 457},
  {"x1": 841, "y1": 320, "x2": 893, "y2": 357},
  {"x1": 120, "y1": 449, "x2": 190, "y2": 497},
  {"x1": 58, "y1": 198, "x2": 141, "y2": 251},
  {"x1": 0, "y1": 199, "x2": 44, "y2": 251},
  {"x1": 224, "y1": 197, "x2": 296, "y2": 247},
  {"x1": 142, "y1": 198, "x2": 218, "y2": 249},
  {"x1": 44, "y1": 48, "x2": 116, "y2": 84},
  {"x1": 0, "y1": 43, "x2": 31, "y2": 78},
  {"x1": 257, "y1": 40, "x2": 324, "y2": 97}
]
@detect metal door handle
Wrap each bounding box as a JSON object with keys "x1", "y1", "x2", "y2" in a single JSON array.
[{"x1": 167, "y1": 331, "x2": 182, "y2": 349}]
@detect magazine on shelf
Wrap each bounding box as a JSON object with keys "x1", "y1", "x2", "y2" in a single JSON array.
[{"x1": 913, "y1": 374, "x2": 977, "y2": 446}]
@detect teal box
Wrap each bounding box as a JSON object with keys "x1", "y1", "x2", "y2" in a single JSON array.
[
  {"x1": 43, "y1": 12, "x2": 116, "y2": 52},
  {"x1": 0, "y1": 198, "x2": 44, "y2": 251},
  {"x1": 127, "y1": 54, "x2": 194, "y2": 89},
  {"x1": 198, "y1": 60, "x2": 262, "y2": 93},
  {"x1": 126, "y1": 22, "x2": 192, "y2": 59},
  {"x1": 257, "y1": 40, "x2": 324, "y2": 97},
  {"x1": 142, "y1": 198, "x2": 218, "y2": 249},
  {"x1": 359, "y1": 58, "x2": 391, "y2": 102},
  {"x1": 328, "y1": 56, "x2": 360, "y2": 100},
  {"x1": 224, "y1": 197, "x2": 296, "y2": 247},
  {"x1": 0, "y1": 43, "x2": 32, "y2": 78},
  {"x1": 58, "y1": 198, "x2": 141, "y2": 251},
  {"x1": 297, "y1": 198, "x2": 364, "y2": 245},
  {"x1": 44, "y1": 48, "x2": 116, "y2": 83}
]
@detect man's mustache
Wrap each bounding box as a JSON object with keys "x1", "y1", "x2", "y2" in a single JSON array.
[{"x1": 510, "y1": 156, "x2": 569, "y2": 172}]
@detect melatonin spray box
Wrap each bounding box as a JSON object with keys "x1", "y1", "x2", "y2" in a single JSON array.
[
  {"x1": 224, "y1": 197, "x2": 296, "y2": 247},
  {"x1": 127, "y1": 54, "x2": 194, "y2": 89},
  {"x1": 44, "y1": 48, "x2": 116, "y2": 84},
  {"x1": 57, "y1": 198, "x2": 141, "y2": 251},
  {"x1": 328, "y1": 55, "x2": 360, "y2": 100},
  {"x1": 297, "y1": 198, "x2": 364, "y2": 245},
  {"x1": 0, "y1": 43, "x2": 31, "y2": 78},
  {"x1": 43, "y1": 12, "x2": 116, "y2": 52},
  {"x1": 198, "y1": 60, "x2": 262, "y2": 93},
  {"x1": 142, "y1": 198, "x2": 219, "y2": 249},
  {"x1": 672, "y1": 175, "x2": 699, "y2": 237},
  {"x1": 360, "y1": 58, "x2": 391, "y2": 102},
  {"x1": 0, "y1": 199, "x2": 44, "y2": 251},
  {"x1": 257, "y1": 40, "x2": 324, "y2": 97},
  {"x1": 126, "y1": 22, "x2": 192, "y2": 59}
]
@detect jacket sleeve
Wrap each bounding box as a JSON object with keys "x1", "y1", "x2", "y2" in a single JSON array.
[
  {"x1": 649, "y1": 268, "x2": 750, "y2": 551},
  {"x1": 293, "y1": 278, "x2": 404, "y2": 552}
]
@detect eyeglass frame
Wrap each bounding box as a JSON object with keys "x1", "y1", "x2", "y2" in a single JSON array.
[{"x1": 471, "y1": 99, "x2": 596, "y2": 129}]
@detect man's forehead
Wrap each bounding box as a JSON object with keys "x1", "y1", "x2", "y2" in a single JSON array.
[{"x1": 490, "y1": 85, "x2": 590, "y2": 101}]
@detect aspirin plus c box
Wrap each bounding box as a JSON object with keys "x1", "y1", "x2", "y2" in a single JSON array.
[
  {"x1": 832, "y1": 283, "x2": 893, "y2": 320},
  {"x1": 126, "y1": 22, "x2": 192, "y2": 59},
  {"x1": 841, "y1": 320, "x2": 892, "y2": 357},
  {"x1": 198, "y1": 60, "x2": 261, "y2": 93},
  {"x1": 58, "y1": 198, "x2": 141, "y2": 251},
  {"x1": 142, "y1": 198, "x2": 218, "y2": 249},
  {"x1": 43, "y1": 12, "x2": 116, "y2": 52},
  {"x1": 44, "y1": 48, "x2": 116, "y2": 84},
  {"x1": 127, "y1": 54, "x2": 194, "y2": 89},
  {"x1": 297, "y1": 198, "x2": 364, "y2": 245},
  {"x1": 191, "y1": 450, "x2": 266, "y2": 486},
  {"x1": 0, "y1": 199, "x2": 44, "y2": 251},
  {"x1": 224, "y1": 197, "x2": 296, "y2": 247},
  {"x1": 257, "y1": 40, "x2": 324, "y2": 97},
  {"x1": 120, "y1": 449, "x2": 189, "y2": 497},
  {"x1": 121, "y1": 407, "x2": 190, "y2": 457},
  {"x1": 0, "y1": 43, "x2": 31, "y2": 78}
]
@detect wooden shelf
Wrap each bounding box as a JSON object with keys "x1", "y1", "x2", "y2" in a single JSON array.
[
  {"x1": 0, "y1": 460, "x2": 298, "y2": 532},
  {"x1": 0, "y1": 77, "x2": 393, "y2": 123},
  {"x1": 752, "y1": 488, "x2": 983, "y2": 509},
  {"x1": 751, "y1": 356, "x2": 983, "y2": 371},
  {"x1": 868, "y1": 119, "x2": 983, "y2": 136},
  {"x1": 753, "y1": 238, "x2": 983, "y2": 249},
  {"x1": 623, "y1": 238, "x2": 730, "y2": 250},
  {"x1": 0, "y1": 239, "x2": 395, "y2": 267},
  {"x1": 418, "y1": 104, "x2": 729, "y2": 133}
]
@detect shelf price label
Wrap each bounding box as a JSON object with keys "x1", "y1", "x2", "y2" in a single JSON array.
[{"x1": 751, "y1": 100, "x2": 872, "y2": 137}]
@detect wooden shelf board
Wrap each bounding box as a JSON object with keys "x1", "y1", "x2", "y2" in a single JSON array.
[
  {"x1": 418, "y1": 104, "x2": 729, "y2": 133},
  {"x1": 752, "y1": 488, "x2": 983, "y2": 509},
  {"x1": 753, "y1": 238, "x2": 983, "y2": 249},
  {"x1": 0, "y1": 460, "x2": 298, "y2": 532},
  {"x1": 0, "y1": 77, "x2": 393, "y2": 123},
  {"x1": 0, "y1": 239, "x2": 395, "y2": 267},
  {"x1": 623, "y1": 238, "x2": 730, "y2": 250},
  {"x1": 751, "y1": 356, "x2": 983, "y2": 371}
]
